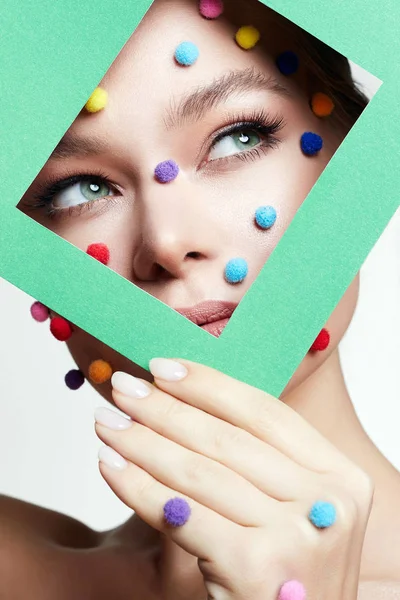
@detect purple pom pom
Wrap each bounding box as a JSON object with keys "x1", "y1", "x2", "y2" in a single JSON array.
[
  {"x1": 163, "y1": 497, "x2": 191, "y2": 527},
  {"x1": 65, "y1": 369, "x2": 85, "y2": 390},
  {"x1": 154, "y1": 160, "x2": 180, "y2": 183},
  {"x1": 30, "y1": 301, "x2": 49, "y2": 322}
]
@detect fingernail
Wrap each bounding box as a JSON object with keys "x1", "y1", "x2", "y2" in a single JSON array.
[
  {"x1": 149, "y1": 358, "x2": 188, "y2": 381},
  {"x1": 94, "y1": 407, "x2": 132, "y2": 430},
  {"x1": 111, "y1": 371, "x2": 151, "y2": 398},
  {"x1": 98, "y1": 445, "x2": 128, "y2": 470}
]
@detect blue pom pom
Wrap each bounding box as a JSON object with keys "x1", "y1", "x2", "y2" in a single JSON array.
[
  {"x1": 224, "y1": 258, "x2": 248, "y2": 284},
  {"x1": 174, "y1": 42, "x2": 200, "y2": 66},
  {"x1": 255, "y1": 206, "x2": 277, "y2": 229},
  {"x1": 300, "y1": 132, "x2": 323, "y2": 156},
  {"x1": 276, "y1": 51, "x2": 299, "y2": 75},
  {"x1": 308, "y1": 501, "x2": 336, "y2": 529}
]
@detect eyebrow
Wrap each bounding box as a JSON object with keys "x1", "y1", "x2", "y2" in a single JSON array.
[
  {"x1": 49, "y1": 67, "x2": 290, "y2": 160},
  {"x1": 164, "y1": 67, "x2": 291, "y2": 130},
  {"x1": 49, "y1": 133, "x2": 109, "y2": 160}
]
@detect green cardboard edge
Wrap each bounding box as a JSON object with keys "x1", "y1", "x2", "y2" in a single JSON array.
[{"x1": 0, "y1": 0, "x2": 398, "y2": 398}]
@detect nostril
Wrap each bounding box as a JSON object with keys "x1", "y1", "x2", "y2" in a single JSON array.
[{"x1": 185, "y1": 251, "x2": 202, "y2": 260}]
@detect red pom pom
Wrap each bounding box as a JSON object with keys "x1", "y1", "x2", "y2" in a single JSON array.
[
  {"x1": 310, "y1": 328, "x2": 330, "y2": 352},
  {"x1": 50, "y1": 316, "x2": 73, "y2": 341},
  {"x1": 86, "y1": 243, "x2": 110, "y2": 265}
]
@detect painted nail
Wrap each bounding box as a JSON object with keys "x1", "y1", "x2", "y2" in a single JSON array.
[
  {"x1": 94, "y1": 407, "x2": 132, "y2": 430},
  {"x1": 98, "y1": 445, "x2": 128, "y2": 470},
  {"x1": 111, "y1": 371, "x2": 151, "y2": 398},
  {"x1": 149, "y1": 358, "x2": 188, "y2": 381}
]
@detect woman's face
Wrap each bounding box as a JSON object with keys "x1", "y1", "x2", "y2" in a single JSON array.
[{"x1": 19, "y1": 0, "x2": 359, "y2": 400}]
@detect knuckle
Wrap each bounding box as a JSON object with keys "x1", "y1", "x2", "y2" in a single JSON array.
[
  {"x1": 184, "y1": 454, "x2": 213, "y2": 484},
  {"x1": 211, "y1": 425, "x2": 249, "y2": 456},
  {"x1": 253, "y1": 400, "x2": 280, "y2": 438},
  {"x1": 128, "y1": 471, "x2": 156, "y2": 498},
  {"x1": 156, "y1": 397, "x2": 187, "y2": 432}
]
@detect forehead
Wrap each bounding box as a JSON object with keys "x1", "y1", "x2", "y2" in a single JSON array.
[{"x1": 98, "y1": 0, "x2": 291, "y2": 103}]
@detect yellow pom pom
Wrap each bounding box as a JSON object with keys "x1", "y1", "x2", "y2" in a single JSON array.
[
  {"x1": 88, "y1": 359, "x2": 113, "y2": 384},
  {"x1": 235, "y1": 25, "x2": 260, "y2": 50},
  {"x1": 311, "y1": 92, "x2": 335, "y2": 117},
  {"x1": 85, "y1": 87, "x2": 108, "y2": 113}
]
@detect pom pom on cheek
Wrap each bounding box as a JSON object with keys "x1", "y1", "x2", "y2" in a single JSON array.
[
  {"x1": 199, "y1": 0, "x2": 224, "y2": 19},
  {"x1": 86, "y1": 243, "x2": 110, "y2": 265},
  {"x1": 224, "y1": 258, "x2": 249, "y2": 284},
  {"x1": 255, "y1": 206, "x2": 277, "y2": 229},
  {"x1": 300, "y1": 132, "x2": 323, "y2": 156}
]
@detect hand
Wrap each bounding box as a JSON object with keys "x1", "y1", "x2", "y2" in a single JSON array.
[{"x1": 95, "y1": 359, "x2": 373, "y2": 600}]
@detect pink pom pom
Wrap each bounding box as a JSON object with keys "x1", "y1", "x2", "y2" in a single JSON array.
[
  {"x1": 278, "y1": 580, "x2": 306, "y2": 600},
  {"x1": 199, "y1": 0, "x2": 224, "y2": 19},
  {"x1": 30, "y1": 301, "x2": 50, "y2": 322}
]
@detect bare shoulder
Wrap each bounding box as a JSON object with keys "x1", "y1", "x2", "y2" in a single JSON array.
[
  {"x1": 358, "y1": 581, "x2": 400, "y2": 599},
  {"x1": 0, "y1": 495, "x2": 158, "y2": 599},
  {"x1": 0, "y1": 493, "x2": 99, "y2": 546}
]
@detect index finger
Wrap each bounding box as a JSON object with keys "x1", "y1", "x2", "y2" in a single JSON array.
[{"x1": 149, "y1": 358, "x2": 351, "y2": 473}]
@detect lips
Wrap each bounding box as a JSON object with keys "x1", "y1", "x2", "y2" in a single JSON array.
[{"x1": 176, "y1": 300, "x2": 238, "y2": 338}]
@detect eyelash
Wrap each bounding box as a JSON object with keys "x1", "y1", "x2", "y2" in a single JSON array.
[{"x1": 26, "y1": 109, "x2": 285, "y2": 220}]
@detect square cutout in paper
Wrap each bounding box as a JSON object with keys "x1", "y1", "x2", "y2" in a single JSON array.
[
  {"x1": 18, "y1": 0, "x2": 374, "y2": 343},
  {"x1": 1, "y1": 0, "x2": 398, "y2": 396}
]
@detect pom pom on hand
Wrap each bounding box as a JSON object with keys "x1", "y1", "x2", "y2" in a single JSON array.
[{"x1": 163, "y1": 497, "x2": 191, "y2": 527}]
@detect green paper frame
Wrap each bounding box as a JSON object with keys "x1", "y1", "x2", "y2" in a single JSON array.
[{"x1": 0, "y1": 0, "x2": 398, "y2": 397}]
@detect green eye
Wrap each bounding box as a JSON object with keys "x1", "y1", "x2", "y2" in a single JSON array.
[
  {"x1": 233, "y1": 131, "x2": 261, "y2": 149},
  {"x1": 209, "y1": 129, "x2": 262, "y2": 160},
  {"x1": 80, "y1": 180, "x2": 110, "y2": 201},
  {"x1": 53, "y1": 179, "x2": 112, "y2": 209}
]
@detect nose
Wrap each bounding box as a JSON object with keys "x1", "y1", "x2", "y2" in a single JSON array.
[{"x1": 132, "y1": 178, "x2": 218, "y2": 282}]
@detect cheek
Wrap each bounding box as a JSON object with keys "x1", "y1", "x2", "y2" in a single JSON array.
[{"x1": 281, "y1": 275, "x2": 360, "y2": 397}]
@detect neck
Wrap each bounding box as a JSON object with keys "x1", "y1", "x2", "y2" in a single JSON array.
[
  {"x1": 283, "y1": 348, "x2": 400, "y2": 581},
  {"x1": 283, "y1": 349, "x2": 396, "y2": 485}
]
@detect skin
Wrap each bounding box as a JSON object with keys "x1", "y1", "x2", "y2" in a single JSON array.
[{"x1": 7, "y1": 0, "x2": 400, "y2": 597}]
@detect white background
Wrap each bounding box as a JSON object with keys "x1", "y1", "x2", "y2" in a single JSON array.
[{"x1": 0, "y1": 64, "x2": 398, "y2": 532}]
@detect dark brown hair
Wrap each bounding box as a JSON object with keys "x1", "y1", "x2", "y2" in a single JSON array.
[{"x1": 297, "y1": 29, "x2": 370, "y2": 134}]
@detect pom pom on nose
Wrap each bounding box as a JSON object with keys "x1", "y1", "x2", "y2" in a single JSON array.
[{"x1": 154, "y1": 160, "x2": 180, "y2": 183}]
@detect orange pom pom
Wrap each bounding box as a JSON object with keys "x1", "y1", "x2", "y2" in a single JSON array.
[
  {"x1": 88, "y1": 359, "x2": 113, "y2": 384},
  {"x1": 311, "y1": 92, "x2": 334, "y2": 117}
]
